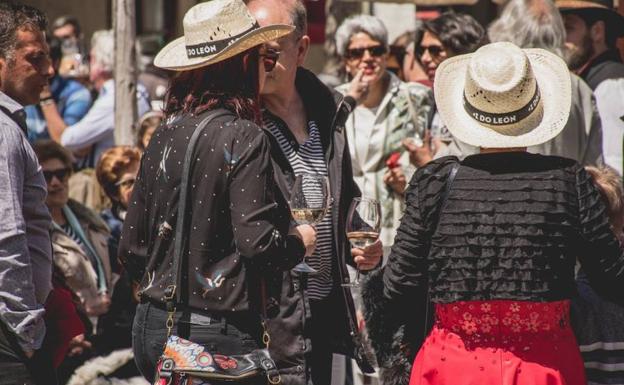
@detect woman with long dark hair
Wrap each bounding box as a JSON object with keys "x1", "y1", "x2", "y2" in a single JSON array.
[{"x1": 119, "y1": 1, "x2": 316, "y2": 382}]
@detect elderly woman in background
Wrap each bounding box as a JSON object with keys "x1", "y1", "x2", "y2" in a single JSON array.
[
  {"x1": 95, "y1": 146, "x2": 142, "y2": 359},
  {"x1": 34, "y1": 140, "x2": 112, "y2": 319},
  {"x1": 403, "y1": 12, "x2": 486, "y2": 167},
  {"x1": 487, "y1": 0, "x2": 603, "y2": 166},
  {"x1": 334, "y1": 14, "x2": 433, "y2": 250}
]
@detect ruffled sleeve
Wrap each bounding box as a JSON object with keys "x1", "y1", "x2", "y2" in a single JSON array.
[{"x1": 382, "y1": 156, "x2": 458, "y2": 304}]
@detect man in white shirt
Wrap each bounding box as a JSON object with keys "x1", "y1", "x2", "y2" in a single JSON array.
[{"x1": 44, "y1": 30, "x2": 151, "y2": 169}]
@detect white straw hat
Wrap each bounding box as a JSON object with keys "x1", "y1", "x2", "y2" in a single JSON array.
[
  {"x1": 434, "y1": 42, "x2": 571, "y2": 148},
  {"x1": 154, "y1": 0, "x2": 294, "y2": 71}
]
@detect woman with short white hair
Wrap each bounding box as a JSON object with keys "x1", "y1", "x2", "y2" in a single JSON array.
[{"x1": 335, "y1": 14, "x2": 433, "y2": 251}]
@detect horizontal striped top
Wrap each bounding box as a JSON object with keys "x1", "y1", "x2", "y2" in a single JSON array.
[{"x1": 264, "y1": 116, "x2": 334, "y2": 300}]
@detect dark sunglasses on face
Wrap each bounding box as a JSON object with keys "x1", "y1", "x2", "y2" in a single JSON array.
[
  {"x1": 345, "y1": 45, "x2": 388, "y2": 60},
  {"x1": 416, "y1": 45, "x2": 444, "y2": 59},
  {"x1": 259, "y1": 49, "x2": 280, "y2": 72},
  {"x1": 43, "y1": 168, "x2": 71, "y2": 183}
]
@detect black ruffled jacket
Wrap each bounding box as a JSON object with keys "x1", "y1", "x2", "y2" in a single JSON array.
[{"x1": 363, "y1": 153, "x2": 624, "y2": 385}]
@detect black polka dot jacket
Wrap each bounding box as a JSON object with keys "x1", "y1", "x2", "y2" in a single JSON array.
[{"x1": 119, "y1": 110, "x2": 305, "y2": 314}]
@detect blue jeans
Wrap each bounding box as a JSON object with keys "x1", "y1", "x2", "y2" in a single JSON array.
[{"x1": 132, "y1": 302, "x2": 266, "y2": 384}]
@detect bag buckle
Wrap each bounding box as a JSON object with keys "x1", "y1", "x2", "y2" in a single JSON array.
[
  {"x1": 261, "y1": 320, "x2": 271, "y2": 348},
  {"x1": 164, "y1": 285, "x2": 177, "y2": 338}
]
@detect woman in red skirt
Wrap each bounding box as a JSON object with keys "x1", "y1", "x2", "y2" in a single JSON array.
[{"x1": 362, "y1": 42, "x2": 624, "y2": 385}]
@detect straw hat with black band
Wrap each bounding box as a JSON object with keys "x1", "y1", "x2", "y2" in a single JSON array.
[
  {"x1": 556, "y1": 0, "x2": 624, "y2": 37},
  {"x1": 434, "y1": 42, "x2": 572, "y2": 148},
  {"x1": 154, "y1": 0, "x2": 294, "y2": 71}
]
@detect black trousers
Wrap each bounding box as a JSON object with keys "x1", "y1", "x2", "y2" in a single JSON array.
[
  {"x1": 132, "y1": 301, "x2": 267, "y2": 384},
  {"x1": 309, "y1": 290, "x2": 352, "y2": 385}
]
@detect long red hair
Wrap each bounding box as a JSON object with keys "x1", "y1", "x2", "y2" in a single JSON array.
[{"x1": 163, "y1": 47, "x2": 262, "y2": 124}]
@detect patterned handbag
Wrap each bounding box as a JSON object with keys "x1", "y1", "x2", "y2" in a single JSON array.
[
  {"x1": 154, "y1": 336, "x2": 280, "y2": 384},
  {"x1": 152, "y1": 110, "x2": 281, "y2": 384}
]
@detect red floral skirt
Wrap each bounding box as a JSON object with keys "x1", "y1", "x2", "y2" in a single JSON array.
[{"x1": 409, "y1": 300, "x2": 586, "y2": 385}]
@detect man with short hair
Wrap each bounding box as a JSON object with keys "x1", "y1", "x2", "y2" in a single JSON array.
[
  {"x1": 557, "y1": 0, "x2": 624, "y2": 173},
  {"x1": 247, "y1": 0, "x2": 381, "y2": 383},
  {"x1": 24, "y1": 36, "x2": 92, "y2": 143},
  {"x1": 0, "y1": 1, "x2": 56, "y2": 384}
]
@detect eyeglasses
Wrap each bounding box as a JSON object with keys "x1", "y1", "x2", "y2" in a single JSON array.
[
  {"x1": 115, "y1": 177, "x2": 136, "y2": 189},
  {"x1": 345, "y1": 45, "x2": 388, "y2": 60},
  {"x1": 416, "y1": 45, "x2": 445, "y2": 59},
  {"x1": 43, "y1": 168, "x2": 71, "y2": 183},
  {"x1": 259, "y1": 49, "x2": 280, "y2": 72}
]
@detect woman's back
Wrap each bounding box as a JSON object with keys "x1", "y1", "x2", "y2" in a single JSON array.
[
  {"x1": 121, "y1": 111, "x2": 300, "y2": 313},
  {"x1": 385, "y1": 152, "x2": 624, "y2": 305}
]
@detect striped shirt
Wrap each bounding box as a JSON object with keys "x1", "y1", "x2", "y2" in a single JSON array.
[
  {"x1": 264, "y1": 116, "x2": 334, "y2": 300},
  {"x1": 61, "y1": 222, "x2": 85, "y2": 248}
]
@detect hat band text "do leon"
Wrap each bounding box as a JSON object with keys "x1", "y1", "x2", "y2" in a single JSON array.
[
  {"x1": 185, "y1": 22, "x2": 260, "y2": 59},
  {"x1": 463, "y1": 86, "x2": 541, "y2": 126}
]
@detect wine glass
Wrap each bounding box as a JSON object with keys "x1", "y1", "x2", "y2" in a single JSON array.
[
  {"x1": 289, "y1": 173, "x2": 331, "y2": 274},
  {"x1": 342, "y1": 197, "x2": 381, "y2": 287}
]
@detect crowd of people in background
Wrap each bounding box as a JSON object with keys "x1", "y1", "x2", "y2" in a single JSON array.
[{"x1": 1, "y1": 0, "x2": 624, "y2": 384}]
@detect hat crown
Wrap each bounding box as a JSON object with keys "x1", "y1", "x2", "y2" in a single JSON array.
[
  {"x1": 464, "y1": 42, "x2": 537, "y2": 116},
  {"x1": 183, "y1": 0, "x2": 257, "y2": 46}
]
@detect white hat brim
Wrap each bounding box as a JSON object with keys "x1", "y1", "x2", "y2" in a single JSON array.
[
  {"x1": 434, "y1": 48, "x2": 572, "y2": 148},
  {"x1": 154, "y1": 24, "x2": 294, "y2": 71}
]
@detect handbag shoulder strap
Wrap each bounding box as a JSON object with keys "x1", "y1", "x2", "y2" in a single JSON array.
[
  {"x1": 164, "y1": 109, "x2": 230, "y2": 307},
  {"x1": 422, "y1": 160, "x2": 459, "y2": 339}
]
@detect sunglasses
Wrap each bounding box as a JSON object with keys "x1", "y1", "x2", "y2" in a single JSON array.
[
  {"x1": 345, "y1": 45, "x2": 388, "y2": 60},
  {"x1": 259, "y1": 49, "x2": 280, "y2": 72},
  {"x1": 43, "y1": 168, "x2": 71, "y2": 183},
  {"x1": 115, "y1": 177, "x2": 136, "y2": 189},
  {"x1": 416, "y1": 45, "x2": 445, "y2": 59}
]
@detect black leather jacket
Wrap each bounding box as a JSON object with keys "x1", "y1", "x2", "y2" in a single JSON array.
[{"x1": 263, "y1": 68, "x2": 374, "y2": 385}]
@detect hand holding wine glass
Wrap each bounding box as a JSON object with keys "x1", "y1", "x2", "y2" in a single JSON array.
[
  {"x1": 289, "y1": 173, "x2": 330, "y2": 273},
  {"x1": 343, "y1": 197, "x2": 381, "y2": 287}
]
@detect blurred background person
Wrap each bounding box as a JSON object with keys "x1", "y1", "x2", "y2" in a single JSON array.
[
  {"x1": 34, "y1": 140, "x2": 113, "y2": 383},
  {"x1": 335, "y1": 14, "x2": 433, "y2": 250},
  {"x1": 557, "y1": 0, "x2": 624, "y2": 175},
  {"x1": 573, "y1": 165, "x2": 624, "y2": 385},
  {"x1": 135, "y1": 110, "x2": 163, "y2": 152},
  {"x1": 45, "y1": 29, "x2": 150, "y2": 171},
  {"x1": 25, "y1": 36, "x2": 92, "y2": 143},
  {"x1": 488, "y1": 0, "x2": 603, "y2": 166},
  {"x1": 403, "y1": 12, "x2": 486, "y2": 167},
  {"x1": 34, "y1": 141, "x2": 112, "y2": 322},
  {"x1": 94, "y1": 145, "x2": 142, "y2": 378},
  {"x1": 51, "y1": 15, "x2": 88, "y2": 79},
  {"x1": 399, "y1": 25, "x2": 430, "y2": 87}
]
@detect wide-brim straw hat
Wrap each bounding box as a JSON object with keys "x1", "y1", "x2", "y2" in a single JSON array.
[
  {"x1": 434, "y1": 42, "x2": 571, "y2": 148},
  {"x1": 556, "y1": 0, "x2": 624, "y2": 37},
  {"x1": 155, "y1": 0, "x2": 294, "y2": 71}
]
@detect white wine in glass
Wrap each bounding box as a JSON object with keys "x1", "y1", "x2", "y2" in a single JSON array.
[
  {"x1": 289, "y1": 173, "x2": 330, "y2": 274},
  {"x1": 343, "y1": 197, "x2": 381, "y2": 287}
]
